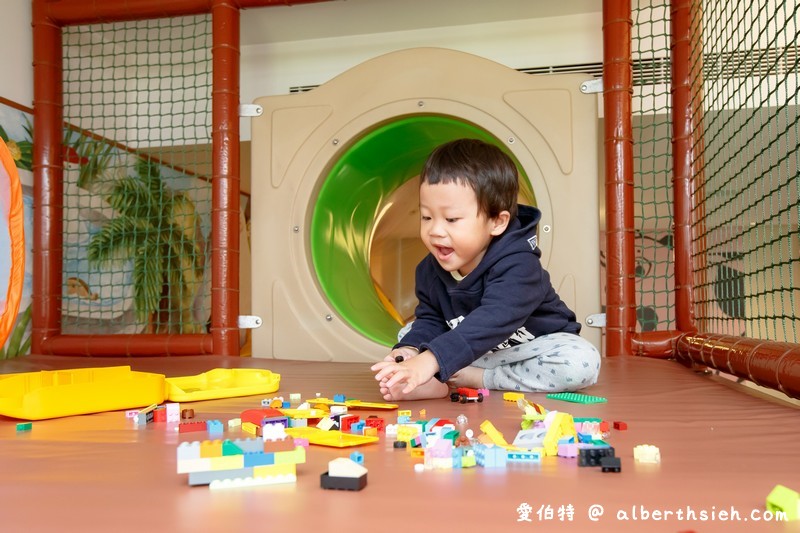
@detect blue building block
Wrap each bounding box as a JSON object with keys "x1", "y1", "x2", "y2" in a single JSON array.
[
  {"x1": 333, "y1": 394, "x2": 346, "y2": 403},
  {"x1": 206, "y1": 420, "x2": 224, "y2": 435},
  {"x1": 350, "y1": 451, "x2": 364, "y2": 464}
]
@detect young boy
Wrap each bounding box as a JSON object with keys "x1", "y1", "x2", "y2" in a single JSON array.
[{"x1": 371, "y1": 138, "x2": 600, "y2": 401}]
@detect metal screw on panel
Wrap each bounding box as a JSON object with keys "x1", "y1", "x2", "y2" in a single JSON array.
[
  {"x1": 293, "y1": 226, "x2": 300, "y2": 233},
  {"x1": 508, "y1": 137, "x2": 515, "y2": 144},
  {"x1": 418, "y1": 101, "x2": 425, "y2": 107},
  {"x1": 325, "y1": 315, "x2": 333, "y2": 322},
  {"x1": 332, "y1": 138, "x2": 339, "y2": 145},
  {"x1": 542, "y1": 225, "x2": 551, "y2": 233}
]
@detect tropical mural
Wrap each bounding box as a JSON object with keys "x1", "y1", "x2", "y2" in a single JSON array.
[{"x1": 0, "y1": 98, "x2": 213, "y2": 356}]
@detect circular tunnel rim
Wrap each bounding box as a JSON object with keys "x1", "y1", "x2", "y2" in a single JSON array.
[{"x1": 310, "y1": 115, "x2": 534, "y2": 347}]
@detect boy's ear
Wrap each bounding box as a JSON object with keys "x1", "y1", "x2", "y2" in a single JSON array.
[{"x1": 490, "y1": 210, "x2": 511, "y2": 236}]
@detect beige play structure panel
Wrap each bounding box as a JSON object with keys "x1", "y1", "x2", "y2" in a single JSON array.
[{"x1": 250, "y1": 47, "x2": 600, "y2": 362}]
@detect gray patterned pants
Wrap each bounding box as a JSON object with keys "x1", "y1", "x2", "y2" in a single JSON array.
[{"x1": 470, "y1": 332, "x2": 601, "y2": 392}]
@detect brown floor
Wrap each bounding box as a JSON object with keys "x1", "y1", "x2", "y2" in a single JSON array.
[{"x1": 0, "y1": 355, "x2": 798, "y2": 533}]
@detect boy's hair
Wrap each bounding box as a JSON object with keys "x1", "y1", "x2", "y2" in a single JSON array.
[{"x1": 420, "y1": 138, "x2": 519, "y2": 219}]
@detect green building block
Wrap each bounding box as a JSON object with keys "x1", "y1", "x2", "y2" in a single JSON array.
[
  {"x1": 16, "y1": 422, "x2": 32, "y2": 432},
  {"x1": 546, "y1": 392, "x2": 607, "y2": 404},
  {"x1": 766, "y1": 484, "x2": 799, "y2": 521}
]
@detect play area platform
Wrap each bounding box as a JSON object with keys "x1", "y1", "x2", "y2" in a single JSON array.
[{"x1": 0, "y1": 355, "x2": 797, "y2": 532}]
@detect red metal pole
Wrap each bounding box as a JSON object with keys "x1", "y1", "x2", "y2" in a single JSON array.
[
  {"x1": 602, "y1": 0, "x2": 636, "y2": 356},
  {"x1": 671, "y1": 0, "x2": 700, "y2": 333},
  {"x1": 38, "y1": 0, "x2": 331, "y2": 25},
  {"x1": 31, "y1": 1, "x2": 63, "y2": 355},
  {"x1": 40, "y1": 334, "x2": 214, "y2": 356},
  {"x1": 678, "y1": 333, "x2": 800, "y2": 400},
  {"x1": 211, "y1": 0, "x2": 241, "y2": 356}
]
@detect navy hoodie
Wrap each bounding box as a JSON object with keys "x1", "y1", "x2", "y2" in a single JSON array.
[{"x1": 395, "y1": 204, "x2": 580, "y2": 382}]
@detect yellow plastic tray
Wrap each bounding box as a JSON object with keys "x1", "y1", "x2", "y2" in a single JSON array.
[
  {"x1": 285, "y1": 427, "x2": 380, "y2": 447},
  {"x1": 165, "y1": 368, "x2": 280, "y2": 402},
  {"x1": 0, "y1": 366, "x2": 166, "y2": 420}
]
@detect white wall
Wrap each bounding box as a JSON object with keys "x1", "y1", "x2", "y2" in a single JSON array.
[
  {"x1": 1, "y1": 0, "x2": 33, "y2": 106},
  {"x1": 241, "y1": 12, "x2": 602, "y2": 140}
]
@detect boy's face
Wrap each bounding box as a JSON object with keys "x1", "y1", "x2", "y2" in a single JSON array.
[{"x1": 419, "y1": 181, "x2": 510, "y2": 277}]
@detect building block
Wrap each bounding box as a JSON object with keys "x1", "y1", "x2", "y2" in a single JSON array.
[
  {"x1": 578, "y1": 446, "x2": 615, "y2": 467},
  {"x1": 542, "y1": 412, "x2": 578, "y2": 456},
  {"x1": 15, "y1": 422, "x2": 32, "y2": 432},
  {"x1": 508, "y1": 449, "x2": 542, "y2": 463},
  {"x1": 284, "y1": 427, "x2": 379, "y2": 447},
  {"x1": 153, "y1": 406, "x2": 167, "y2": 423},
  {"x1": 558, "y1": 443, "x2": 579, "y2": 458},
  {"x1": 200, "y1": 440, "x2": 223, "y2": 458},
  {"x1": 474, "y1": 444, "x2": 507, "y2": 468},
  {"x1": 364, "y1": 416, "x2": 385, "y2": 432},
  {"x1": 503, "y1": 392, "x2": 525, "y2": 402},
  {"x1": 222, "y1": 440, "x2": 243, "y2": 456},
  {"x1": 241, "y1": 422, "x2": 260, "y2": 436},
  {"x1": 320, "y1": 472, "x2": 367, "y2": 491},
  {"x1": 179, "y1": 421, "x2": 207, "y2": 433},
  {"x1": 322, "y1": 457, "x2": 368, "y2": 491},
  {"x1": 601, "y1": 456, "x2": 622, "y2": 472},
  {"x1": 350, "y1": 451, "x2": 364, "y2": 464},
  {"x1": 333, "y1": 394, "x2": 347, "y2": 403},
  {"x1": 633, "y1": 444, "x2": 661, "y2": 464},
  {"x1": 338, "y1": 414, "x2": 359, "y2": 433},
  {"x1": 227, "y1": 418, "x2": 241, "y2": 429},
  {"x1": 135, "y1": 410, "x2": 155, "y2": 425},
  {"x1": 479, "y1": 420, "x2": 510, "y2": 447},
  {"x1": 546, "y1": 392, "x2": 607, "y2": 404},
  {"x1": 165, "y1": 403, "x2": 181, "y2": 422},
  {"x1": 181, "y1": 409, "x2": 195, "y2": 419},
  {"x1": 613, "y1": 421, "x2": 628, "y2": 430},
  {"x1": 206, "y1": 420, "x2": 224, "y2": 435},
  {"x1": 177, "y1": 441, "x2": 201, "y2": 461},
  {"x1": 766, "y1": 485, "x2": 799, "y2": 521}
]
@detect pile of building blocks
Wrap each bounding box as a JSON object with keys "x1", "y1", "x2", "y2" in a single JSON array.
[{"x1": 176, "y1": 423, "x2": 308, "y2": 489}]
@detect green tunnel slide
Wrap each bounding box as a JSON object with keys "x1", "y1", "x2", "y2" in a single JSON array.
[{"x1": 311, "y1": 115, "x2": 533, "y2": 347}]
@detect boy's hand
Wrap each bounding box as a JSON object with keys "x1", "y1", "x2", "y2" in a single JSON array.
[
  {"x1": 383, "y1": 346, "x2": 419, "y2": 363},
  {"x1": 371, "y1": 351, "x2": 440, "y2": 394}
]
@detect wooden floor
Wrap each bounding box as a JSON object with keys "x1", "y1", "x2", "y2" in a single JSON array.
[{"x1": 0, "y1": 355, "x2": 797, "y2": 532}]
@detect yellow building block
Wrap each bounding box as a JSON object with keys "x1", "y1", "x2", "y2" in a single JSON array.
[
  {"x1": 542, "y1": 412, "x2": 577, "y2": 456},
  {"x1": 274, "y1": 446, "x2": 307, "y2": 465},
  {"x1": 209, "y1": 455, "x2": 245, "y2": 471},
  {"x1": 396, "y1": 425, "x2": 421, "y2": 442},
  {"x1": 503, "y1": 392, "x2": 525, "y2": 402},
  {"x1": 252, "y1": 463, "x2": 297, "y2": 479},
  {"x1": 479, "y1": 420, "x2": 510, "y2": 447},
  {"x1": 200, "y1": 439, "x2": 223, "y2": 458},
  {"x1": 242, "y1": 422, "x2": 260, "y2": 435}
]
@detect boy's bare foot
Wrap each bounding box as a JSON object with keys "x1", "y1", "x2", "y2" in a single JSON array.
[
  {"x1": 379, "y1": 378, "x2": 449, "y2": 402},
  {"x1": 447, "y1": 366, "x2": 485, "y2": 389}
]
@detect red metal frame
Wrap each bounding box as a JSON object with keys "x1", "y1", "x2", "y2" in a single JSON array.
[
  {"x1": 31, "y1": 0, "x2": 330, "y2": 356},
  {"x1": 601, "y1": 0, "x2": 636, "y2": 357},
  {"x1": 601, "y1": 0, "x2": 800, "y2": 398}
]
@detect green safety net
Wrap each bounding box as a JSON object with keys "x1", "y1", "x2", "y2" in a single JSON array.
[
  {"x1": 632, "y1": 1, "x2": 676, "y2": 333},
  {"x1": 61, "y1": 16, "x2": 213, "y2": 335},
  {"x1": 311, "y1": 116, "x2": 534, "y2": 346},
  {"x1": 688, "y1": 0, "x2": 799, "y2": 342},
  {"x1": 633, "y1": 0, "x2": 799, "y2": 342}
]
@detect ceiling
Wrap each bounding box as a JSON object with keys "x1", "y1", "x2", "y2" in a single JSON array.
[{"x1": 240, "y1": 0, "x2": 602, "y2": 45}]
